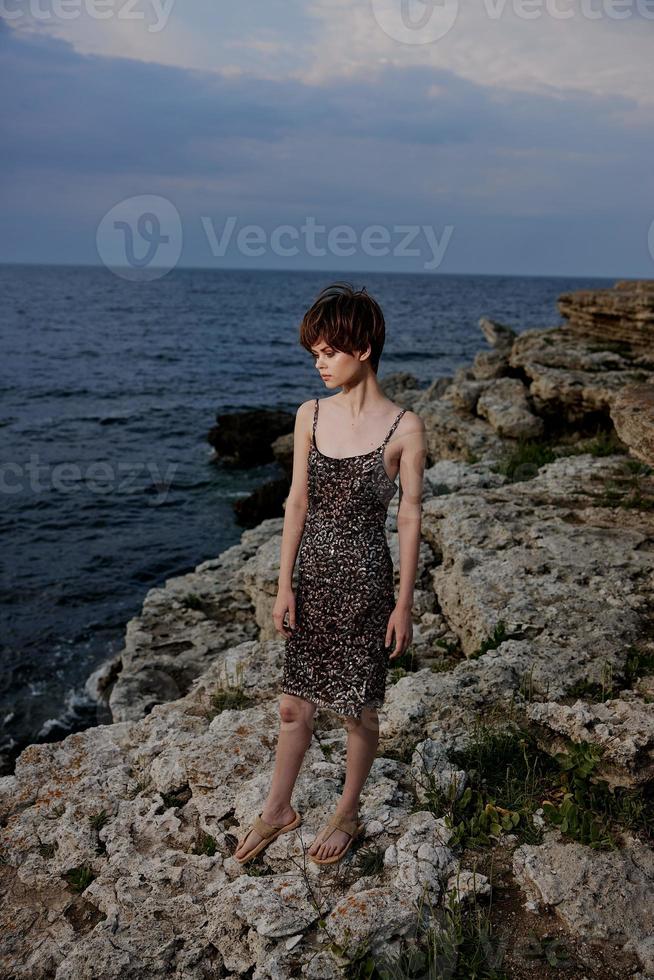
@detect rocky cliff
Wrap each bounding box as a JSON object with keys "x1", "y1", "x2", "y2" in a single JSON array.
[{"x1": 1, "y1": 281, "x2": 653, "y2": 979}]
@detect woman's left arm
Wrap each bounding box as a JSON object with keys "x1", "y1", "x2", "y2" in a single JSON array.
[{"x1": 386, "y1": 412, "x2": 427, "y2": 659}]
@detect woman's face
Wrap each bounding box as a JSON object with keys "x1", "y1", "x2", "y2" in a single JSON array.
[{"x1": 310, "y1": 338, "x2": 370, "y2": 387}]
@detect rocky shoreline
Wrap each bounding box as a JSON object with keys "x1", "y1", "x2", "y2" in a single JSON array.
[{"x1": 1, "y1": 280, "x2": 653, "y2": 978}]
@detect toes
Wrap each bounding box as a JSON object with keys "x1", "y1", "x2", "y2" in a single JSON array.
[
  {"x1": 310, "y1": 828, "x2": 351, "y2": 859},
  {"x1": 235, "y1": 830, "x2": 259, "y2": 856}
]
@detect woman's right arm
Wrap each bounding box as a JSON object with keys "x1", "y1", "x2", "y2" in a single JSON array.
[{"x1": 273, "y1": 400, "x2": 313, "y2": 638}]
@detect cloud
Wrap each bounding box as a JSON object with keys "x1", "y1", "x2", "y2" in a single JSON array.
[
  {"x1": 300, "y1": 0, "x2": 654, "y2": 107},
  {"x1": 5, "y1": 0, "x2": 654, "y2": 108},
  {"x1": 2, "y1": 21, "x2": 652, "y2": 181},
  {"x1": 1, "y1": 13, "x2": 653, "y2": 273}
]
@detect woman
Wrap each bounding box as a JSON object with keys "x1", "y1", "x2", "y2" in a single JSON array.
[{"x1": 234, "y1": 282, "x2": 426, "y2": 866}]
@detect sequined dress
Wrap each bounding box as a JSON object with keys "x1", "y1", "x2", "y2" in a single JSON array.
[{"x1": 281, "y1": 397, "x2": 407, "y2": 717}]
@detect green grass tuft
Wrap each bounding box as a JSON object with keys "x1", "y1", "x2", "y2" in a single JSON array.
[
  {"x1": 491, "y1": 439, "x2": 557, "y2": 482},
  {"x1": 64, "y1": 863, "x2": 95, "y2": 893},
  {"x1": 469, "y1": 621, "x2": 510, "y2": 659}
]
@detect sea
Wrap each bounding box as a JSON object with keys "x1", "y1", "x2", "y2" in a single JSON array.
[{"x1": 0, "y1": 264, "x2": 617, "y2": 773}]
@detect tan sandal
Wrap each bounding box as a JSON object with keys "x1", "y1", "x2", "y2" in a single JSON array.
[
  {"x1": 234, "y1": 808, "x2": 302, "y2": 864},
  {"x1": 308, "y1": 812, "x2": 364, "y2": 865}
]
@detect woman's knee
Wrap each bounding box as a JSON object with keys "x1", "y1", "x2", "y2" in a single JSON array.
[{"x1": 279, "y1": 693, "x2": 316, "y2": 727}]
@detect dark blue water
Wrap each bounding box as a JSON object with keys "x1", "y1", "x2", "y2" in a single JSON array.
[{"x1": 0, "y1": 264, "x2": 616, "y2": 770}]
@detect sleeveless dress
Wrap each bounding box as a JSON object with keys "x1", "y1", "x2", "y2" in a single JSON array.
[{"x1": 281, "y1": 397, "x2": 407, "y2": 718}]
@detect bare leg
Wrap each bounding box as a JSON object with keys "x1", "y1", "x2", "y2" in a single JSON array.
[
  {"x1": 308, "y1": 705, "x2": 379, "y2": 860},
  {"x1": 234, "y1": 693, "x2": 316, "y2": 859}
]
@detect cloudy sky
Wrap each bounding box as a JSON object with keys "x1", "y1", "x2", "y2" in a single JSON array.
[{"x1": 2, "y1": 0, "x2": 653, "y2": 276}]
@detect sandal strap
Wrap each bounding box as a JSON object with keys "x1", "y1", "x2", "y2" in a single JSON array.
[
  {"x1": 328, "y1": 813, "x2": 359, "y2": 836},
  {"x1": 252, "y1": 815, "x2": 283, "y2": 839}
]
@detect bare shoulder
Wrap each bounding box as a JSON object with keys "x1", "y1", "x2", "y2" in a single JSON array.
[
  {"x1": 397, "y1": 408, "x2": 425, "y2": 434},
  {"x1": 297, "y1": 397, "x2": 317, "y2": 418},
  {"x1": 294, "y1": 399, "x2": 317, "y2": 441},
  {"x1": 297, "y1": 395, "x2": 337, "y2": 412},
  {"x1": 395, "y1": 410, "x2": 425, "y2": 460}
]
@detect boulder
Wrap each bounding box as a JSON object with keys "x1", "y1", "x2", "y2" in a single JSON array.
[
  {"x1": 513, "y1": 832, "x2": 654, "y2": 972},
  {"x1": 509, "y1": 326, "x2": 652, "y2": 422},
  {"x1": 611, "y1": 382, "x2": 654, "y2": 467},
  {"x1": 558, "y1": 279, "x2": 654, "y2": 356}
]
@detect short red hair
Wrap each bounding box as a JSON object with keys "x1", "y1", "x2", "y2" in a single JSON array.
[{"x1": 299, "y1": 281, "x2": 386, "y2": 374}]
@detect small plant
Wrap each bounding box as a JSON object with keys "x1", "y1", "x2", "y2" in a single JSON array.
[
  {"x1": 244, "y1": 860, "x2": 276, "y2": 877},
  {"x1": 518, "y1": 665, "x2": 542, "y2": 703},
  {"x1": 353, "y1": 845, "x2": 385, "y2": 878},
  {"x1": 328, "y1": 929, "x2": 377, "y2": 978},
  {"x1": 542, "y1": 792, "x2": 613, "y2": 848},
  {"x1": 470, "y1": 621, "x2": 509, "y2": 659},
  {"x1": 610, "y1": 784, "x2": 654, "y2": 838},
  {"x1": 414, "y1": 723, "x2": 554, "y2": 850},
  {"x1": 539, "y1": 734, "x2": 653, "y2": 843},
  {"x1": 429, "y1": 782, "x2": 525, "y2": 850},
  {"x1": 541, "y1": 740, "x2": 616, "y2": 849},
  {"x1": 64, "y1": 863, "x2": 95, "y2": 893},
  {"x1": 560, "y1": 426, "x2": 628, "y2": 458},
  {"x1": 491, "y1": 438, "x2": 557, "y2": 483},
  {"x1": 125, "y1": 755, "x2": 155, "y2": 799},
  {"x1": 127, "y1": 775, "x2": 152, "y2": 800},
  {"x1": 89, "y1": 810, "x2": 109, "y2": 832},
  {"x1": 391, "y1": 648, "x2": 419, "y2": 673},
  {"x1": 201, "y1": 661, "x2": 252, "y2": 719},
  {"x1": 623, "y1": 645, "x2": 654, "y2": 688},
  {"x1": 191, "y1": 831, "x2": 217, "y2": 856},
  {"x1": 181, "y1": 592, "x2": 204, "y2": 611},
  {"x1": 520, "y1": 930, "x2": 571, "y2": 967},
  {"x1": 436, "y1": 637, "x2": 460, "y2": 656},
  {"x1": 567, "y1": 658, "x2": 615, "y2": 702},
  {"x1": 625, "y1": 459, "x2": 652, "y2": 475},
  {"x1": 89, "y1": 809, "x2": 110, "y2": 855},
  {"x1": 38, "y1": 841, "x2": 57, "y2": 859},
  {"x1": 585, "y1": 460, "x2": 654, "y2": 511},
  {"x1": 376, "y1": 882, "x2": 509, "y2": 978},
  {"x1": 389, "y1": 666, "x2": 409, "y2": 684}
]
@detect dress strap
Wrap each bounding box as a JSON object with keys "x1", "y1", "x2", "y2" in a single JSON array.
[
  {"x1": 312, "y1": 397, "x2": 319, "y2": 446},
  {"x1": 381, "y1": 408, "x2": 406, "y2": 449}
]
